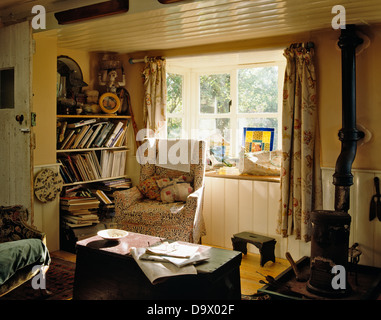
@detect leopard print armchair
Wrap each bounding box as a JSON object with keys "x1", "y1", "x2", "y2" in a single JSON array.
[{"x1": 114, "y1": 139, "x2": 206, "y2": 243}]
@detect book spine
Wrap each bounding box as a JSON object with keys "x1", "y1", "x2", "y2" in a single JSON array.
[{"x1": 67, "y1": 118, "x2": 97, "y2": 128}]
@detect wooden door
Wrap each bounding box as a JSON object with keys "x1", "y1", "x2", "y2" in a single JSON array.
[{"x1": 0, "y1": 22, "x2": 33, "y2": 218}]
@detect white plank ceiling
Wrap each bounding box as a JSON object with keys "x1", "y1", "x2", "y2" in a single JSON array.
[{"x1": 2, "y1": 0, "x2": 381, "y2": 54}]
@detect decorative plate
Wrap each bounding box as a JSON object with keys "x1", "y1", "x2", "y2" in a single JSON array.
[
  {"x1": 34, "y1": 168, "x2": 63, "y2": 203},
  {"x1": 97, "y1": 229, "x2": 128, "y2": 240},
  {"x1": 99, "y1": 92, "x2": 121, "y2": 114}
]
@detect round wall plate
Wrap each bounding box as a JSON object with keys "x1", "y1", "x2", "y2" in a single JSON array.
[
  {"x1": 34, "y1": 168, "x2": 63, "y2": 203},
  {"x1": 99, "y1": 92, "x2": 121, "y2": 114}
]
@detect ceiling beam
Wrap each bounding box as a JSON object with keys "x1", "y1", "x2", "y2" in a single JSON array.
[{"x1": 54, "y1": 0, "x2": 129, "y2": 25}]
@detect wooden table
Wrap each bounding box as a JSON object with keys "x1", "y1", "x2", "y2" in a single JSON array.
[{"x1": 73, "y1": 232, "x2": 242, "y2": 300}]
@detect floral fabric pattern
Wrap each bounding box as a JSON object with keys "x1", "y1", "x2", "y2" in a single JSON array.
[
  {"x1": 0, "y1": 205, "x2": 45, "y2": 243},
  {"x1": 276, "y1": 45, "x2": 322, "y2": 242},
  {"x1": 143, "y1": 57, "x2": 167, "y2": 137},
  {"x1": 137, "y1": 176, "x2": 161, "y2": 200}
]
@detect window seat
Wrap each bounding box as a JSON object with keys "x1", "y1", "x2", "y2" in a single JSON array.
[{"x1": 205, "y1": 169, "x2": 280, "y2": 183}]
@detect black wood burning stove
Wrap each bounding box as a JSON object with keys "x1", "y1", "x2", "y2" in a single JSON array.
[
  {"x1": 307, "y1": 25, "x2": 364, "y2": 297},
  {"x1": 307, "y1": 210, "x2": 351, "y2": 296}
]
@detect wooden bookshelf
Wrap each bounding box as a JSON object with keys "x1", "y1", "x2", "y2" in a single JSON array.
[
  {"x1": 57, "y1": 114, "x2": 131, "y2": 119},
  {"x1": 60, "y1": 174, "x2": 128, "y2": 187},
  {"x1": 57, "y1": 146, "x2": 128, "y2": 153},
  {"x1": 56, "y1": 114, "x2": 130, "y2": 186}
]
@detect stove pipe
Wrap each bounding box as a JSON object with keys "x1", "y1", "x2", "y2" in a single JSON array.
[
  {"x1": 333, "y1": 25, "x2": 364, "y2": 212},
  {"x1": 307, "y1": 25, "x2": 364, "y2": 297}
]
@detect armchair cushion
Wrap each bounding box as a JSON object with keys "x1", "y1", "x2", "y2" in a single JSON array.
[
  {"x1": 0, "y1": 238, "x2": 50, "y2": 286},
  {"x1": 137, "y1": 175, "x2": 194, "y2": 203},
  {"x1": 137, "y1": 176, "x2": 161, "y2": 200},
  {"x1": 160, "y1": 183, "x2": 193, "y2": 203}
]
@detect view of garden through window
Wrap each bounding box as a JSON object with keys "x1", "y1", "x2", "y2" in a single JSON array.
[
  {"x1": 166, "y1": 53, "x2": 284, "y2": 158},
  {"x1": 166, "y1": 73, "x2": 183, "y2": 139}
]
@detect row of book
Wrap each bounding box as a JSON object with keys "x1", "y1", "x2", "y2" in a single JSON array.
[
  {"x1": 57, "y1": 119, "x2": 128, "y2": 150},
  {"x1": 58, "y1": 149, "x2": 127, "y2": 184}
]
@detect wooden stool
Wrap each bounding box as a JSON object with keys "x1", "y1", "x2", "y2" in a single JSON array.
[{"x1": 231, "y1": 232, "x2": 276, "y2": 267}]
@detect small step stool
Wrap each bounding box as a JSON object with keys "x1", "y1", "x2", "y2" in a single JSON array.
[{"x1": 231, "y1": 232, "x2": 276, "y2": 267}]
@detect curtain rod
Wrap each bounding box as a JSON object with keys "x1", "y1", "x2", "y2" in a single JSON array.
[
  {"x1": 129, "y1": 57, "x2": 147, "y2": 64},
  {"x1": 129, "y1": 56, "x2": 165, "y2": 64}
]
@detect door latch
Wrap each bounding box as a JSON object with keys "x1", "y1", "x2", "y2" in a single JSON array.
[{"x1": 16, "y1": 114, "x2": 24, "y2": 124}]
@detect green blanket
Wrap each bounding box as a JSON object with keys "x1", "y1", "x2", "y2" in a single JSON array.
[{"x1": 0, "y1": 239, "x2": 50, "y2": 285}]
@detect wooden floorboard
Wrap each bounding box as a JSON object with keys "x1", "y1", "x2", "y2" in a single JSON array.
[
  {"x1": 204, "y1": 244, "x2": 289, "y2": 295},
  {"x1": 51, "y1": 250, "x2": 76, "y2": 263},
  {"x1": 51, "y1": 244, "x2": 290, "y2": 296}
]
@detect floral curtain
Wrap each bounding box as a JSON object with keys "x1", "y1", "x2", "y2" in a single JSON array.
[
  {"x1": 277, "y1": 43, "x2": 322, "y2": 242},
  {"x1": 143, "y1": 57, "x2": 167, "y2": 138}
]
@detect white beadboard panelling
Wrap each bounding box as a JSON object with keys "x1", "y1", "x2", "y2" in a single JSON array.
[
  {"x1": 267, "y1": 182, "x2": 283, "y2": 258},
  {"x1": 252, "y1": 181, "x2": 268, "y2": 234},
  {"x1": 224, "y1": 179, "x2": 239, "y2": 249},
  {"x1": 204, "y1": 177, "x2": 281, "y2": 255},
  {"x1": 238, "y1": 180, "x2": 253, "y2": 232},
  {"x1": 267, "y1": 182, "x2": 280, "y2": 236},
  {"x1": 372, "y1": 174, "x2": 381, "y2": 267},
  {"x1": 203, "y1": 169, "x2": 381, "y2": 267},
  {"x1": 352, "y1": 171, "x2": 375, "y2": 266},
  {"x1": 375, "y1": 174, "x2": 381, "y2": 267},
  {"x1": 202, "y1": 177, "x2": 212, "y2": 245},
  {"x1": 211, "y1": 177, "x2": 225, "y2": 247}
]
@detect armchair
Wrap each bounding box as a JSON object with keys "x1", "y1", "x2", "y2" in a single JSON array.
[
  {"x1": 114, "y1": 139, "x2": 206, "y2": 243},
  {"x1": 0, "y1": 205, "x2": 50, "y2": 297}
]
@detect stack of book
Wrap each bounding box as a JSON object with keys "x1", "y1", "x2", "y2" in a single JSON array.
[
  {"x1": 95, "y1": 189, "x2": 113, "y2": 205},
  {"x1": 60, "y1": 196, "x2": 100, "y2": 228},
  {"x1": 96, "y1": 178, "x2": 132, "y2": 192},
  {"x1": 57, "y1": 119, "x2": 128, "y2": 150},
  {"x1": 94, "y1": 178, "x2": 132, "y2": 205},
  {"x1": 92, "y1": 189, "x2": 116, "y2": 220}
]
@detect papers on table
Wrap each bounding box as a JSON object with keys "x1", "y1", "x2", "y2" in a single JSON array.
[
  {"x1": 130, "y1": 241, "x2": 211, "y2": 284},
  {"x1": 146, "y1": 241, "x2": 199, "y2": 258}
]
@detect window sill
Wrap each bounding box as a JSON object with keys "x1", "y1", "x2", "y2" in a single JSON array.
[{"x1": 205, "y1": 169, "x2": 280, "y2": 183}]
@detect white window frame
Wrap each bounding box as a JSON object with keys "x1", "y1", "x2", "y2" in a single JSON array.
[
  {"x1": 167, "y1": 59, "x2": 285, "y2": 156},
  {"x1": 166, "y1": 66, "x2": 191, "y2": 139}
]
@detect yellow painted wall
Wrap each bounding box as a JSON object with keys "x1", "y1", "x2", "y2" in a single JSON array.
[
  {"x1": 313, "y1": 25, "x2": 381, "y2": 171},
  {"x1": 33, "y1": 34, "x2": 92, "y2": 167},
  {"x1": 57, "y1": 48, "x2": 91, "y2": 90},
  {"x1": 32, "y1": 33, "x2": 57, "y2": 166}
]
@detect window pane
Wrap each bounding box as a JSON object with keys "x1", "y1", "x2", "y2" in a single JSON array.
[
  {"x1": 238, "y1": 118, "x2": 279, "y2": 151},
  {"x1": 199, "y1": 118, "x2": 231, "y2": 158},
  {"x1": 167, "y1": 118, "x2": 182, "y2": 139},
  {"x1": 238, "y1": 66, "x2": 278, "y2": 113},
  {"x1": 200, "y1": 74, "x2": 230, "y2": 114},
  {"x1": 0, "y1": 68, "x2": 15, "y2": 109},
  {"x1": 167, "y1": 73, "x2": 183, "y2": 114}
]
